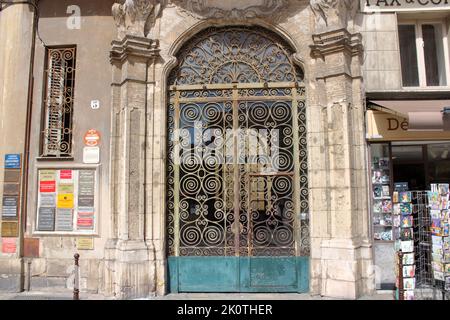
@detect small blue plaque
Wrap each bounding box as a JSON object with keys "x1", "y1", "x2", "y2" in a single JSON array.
[{"x1": 5, "y1": 154, "x2": 21, "y2": 169}]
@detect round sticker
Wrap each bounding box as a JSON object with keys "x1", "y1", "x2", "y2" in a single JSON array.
[{"x1": 84, "y1": 129, "x2": 101, "y2": 147}]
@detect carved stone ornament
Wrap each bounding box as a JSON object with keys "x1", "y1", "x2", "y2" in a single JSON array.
[
  {"x1": 112, "y1": 0, "x2": 166, "y2": 39},
  {"x1": 310, "y1": 0, "x2": 358, "y2": 29},
  {"x1": 172, "y1": 0, "x2": 287, "y2": 20}
]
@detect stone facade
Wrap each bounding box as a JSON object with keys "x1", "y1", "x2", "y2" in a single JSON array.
[{"x1": 4, "y1": 0, "x2": 431, "y2": 299}]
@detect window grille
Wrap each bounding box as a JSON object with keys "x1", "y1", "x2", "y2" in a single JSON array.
[{"x1": 41, "y1": 47, "x2": 76, "y2": 157}]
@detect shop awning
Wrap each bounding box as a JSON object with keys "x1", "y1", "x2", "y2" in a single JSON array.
[{"x1": 369, "y1": 100, "x2": 450, "y2": 131}]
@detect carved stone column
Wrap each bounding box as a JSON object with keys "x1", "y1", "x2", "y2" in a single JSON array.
[
  {"x1": 105, "y1": 0, "x2": 163, "y2": 299},
  {"x1": 309, "y1": 0, "x2": 375, "y2": 299}
]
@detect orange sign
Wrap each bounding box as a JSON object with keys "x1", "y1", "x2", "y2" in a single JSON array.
[{"x1": 84, "y1": 129, "x2": 101, "y2": 147}]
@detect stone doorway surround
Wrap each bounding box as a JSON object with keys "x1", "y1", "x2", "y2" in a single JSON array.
[{"x1": 105, "y1": 0, "x2": 375, "y2": 299}]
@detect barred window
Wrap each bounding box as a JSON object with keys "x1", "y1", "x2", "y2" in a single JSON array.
[{"x1": 41, "y1": 46, "x2": 76, "y2": 158}]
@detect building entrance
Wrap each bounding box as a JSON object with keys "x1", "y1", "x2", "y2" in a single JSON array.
[{"x1": 166, "y1": 27, "x2": 309, "y2": 293}]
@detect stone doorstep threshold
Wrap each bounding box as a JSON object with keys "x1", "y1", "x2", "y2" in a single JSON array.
[
  {"x1": 0, "y1": 290, "x2": 109, "y2": 300},
  {"x1": 148, "y1": 292, "x2": 395, "y2": 300},
  {"x1": 1, "y1": 291, "x2": 396, "y2": 300}
]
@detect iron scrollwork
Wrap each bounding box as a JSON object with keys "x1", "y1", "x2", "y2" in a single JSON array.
[
  {"x1": 41, "y1": 47, "x2": 76, "y2": 158},
  {"x1": 167, "y1": 27, "x2": 309, "y2": 257}
]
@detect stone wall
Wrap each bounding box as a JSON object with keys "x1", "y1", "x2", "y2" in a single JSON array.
[
  {"x1": 1, "y1": 0, "x2": 379, "y2": 299},
  {"x1": 0, "y1": 0, "x2": 36, "y2": 293},
  {"x1": 106, "y1": 0, "x2": 375, "y2": 299}
]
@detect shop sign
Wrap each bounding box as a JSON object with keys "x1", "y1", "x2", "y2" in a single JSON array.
[
  {"x1": 4, "y1": 154, "x2": 21, "y2": 169},
  {"x1": 2, "y1": 238, "x2": 17, "y2": 254},
  {"x1": 366, "y1": 110, "x2": 450, "y2": 141},
  {"x1": 84, "y1": 129, "x2": 101, "y2": 147},
  {"x1": 362, "y1": 0, "x2": 450, "y2": 12}
]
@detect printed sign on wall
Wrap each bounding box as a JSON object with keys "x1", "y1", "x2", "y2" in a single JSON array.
[
  {"x1": 23, "y1": 238, "x2": 39, "y2": 258},
  {"x1": 4, "y1": 154, "x2": 21, "y2": 169},
  {"x1": 83, "y1": 147, "x2": 100, "y2": 164},
  {"x1": 84, "y1": 129, "x2": 101, "y2": 147},
  {"x1": 37, "y1": 207, "x2": 56, "y2": 231},
  {"x1": 2, "y1": 238, "x2": 17, "y2": 254},
  {"x1": 77, "y1": 237, "x2": 94, "y2": 250},
  {"x1": 37, "y1": 169, "x2": 96, "y2": 233},
  {"x1": 362, "y1": 0, "x2": 450, "y2": 12},
  {"x1": 1, "y1": 154, "x2": 22, "y2": 238},
  {"x1": 1, "y1": 221, "x2": 19, "y2": 237},
  {"x1": 2, "y1": 196, "x2": 18, "y2": 219}
]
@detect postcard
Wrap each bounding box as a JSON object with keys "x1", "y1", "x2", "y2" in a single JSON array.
[
  {"x1": 400, "y1": 192, "x2": 411, "y2": 203},
  {"x1": 403, "y1": 265, "x2": 415, "y2": 278},
  {"x1": 404, "y1": 290, "x2": 414, "y2": 300},
  {"x1": 402, "y1": 253, "x2": 415, "y2": 265},
  {"x1": 401, "y1": 216, "x2": 413, "y2": 228},
  {"x1": 401, "y1": 240, "x2": 414, "y2": 253},
  {"x1": 400, "y1": 203, "x2": 412, "y2": 215},
  {"x1": 382, "y1": 185, "x2": 390, "y2": 198},
  {"x1": 382, "y1": 200, "x2": 392, "y2": 213},
  {"x1": 400, "y1": 228, "x2": 413, "y2": 241},
  {"x1": 393, "y1": 215, "x2": 401, "y2": 228},
  {"x1": 434, "y1": 271, "x2": 444, "y2": 281},
  {"x1": 439, "y1": 184, "x2": 449, "y2": 196},
  {"x1": 393, "y1": 191, "x2": 399, "y2": 203},
  {"x1": 403, "y1": 278, "x2": 415, "y2": 290}
]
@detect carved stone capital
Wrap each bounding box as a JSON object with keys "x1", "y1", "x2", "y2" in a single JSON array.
[
  {"x1": 172, "y1": 0, "x2": 287, "y2": 20},
  {"x1": 310, "y1": 29, "x2": 363, "y2": 59},
  {"x1": 110, "y1": 35, "x2": 160, "y2": 64},
  {"x1": 310, "y1": 29, "x2": 363, "y2": 80},
  {"x1": 310, "y1": 0, "x2": 358, "y2": 31},
  {"x1": 112, "y1": 0, "x2": 166, "y2": 39}
]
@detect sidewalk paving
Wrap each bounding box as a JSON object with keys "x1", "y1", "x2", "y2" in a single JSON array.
[{"x1": 0, "y1": 290, "x2": 394, "y2": 300}]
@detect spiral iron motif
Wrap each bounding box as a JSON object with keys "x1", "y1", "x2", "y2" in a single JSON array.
[
  {"x1": 169, "y1": 27, "x2": 304, "y2": 85},
  {"x1": 167, "y1": 27, "x2": 309, "y2": 258}
]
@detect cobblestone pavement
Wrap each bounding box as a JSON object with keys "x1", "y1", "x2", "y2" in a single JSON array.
[{"x1": 0, "y1": 290, "x2": 394, "y2": 300}]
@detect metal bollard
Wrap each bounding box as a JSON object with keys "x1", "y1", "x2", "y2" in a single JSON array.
[
  {"x1": 398, "y1": 251, "x2": 404, "y2": 300},
  {"x1": 73, "y1": 253, "x2": 80, "y2": 300}
]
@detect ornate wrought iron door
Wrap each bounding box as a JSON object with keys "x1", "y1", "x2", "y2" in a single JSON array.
[{"x1": 167, "y1": 27, "x2": 309, "y2": 261}]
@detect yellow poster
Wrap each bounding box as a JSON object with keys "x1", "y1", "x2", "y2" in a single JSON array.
[{"x1": 57, "y1": 194, "x2": 74, "y2": 209}]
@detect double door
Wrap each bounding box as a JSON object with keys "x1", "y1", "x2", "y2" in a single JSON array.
[{"x1": 167, "y1": 83, "x2": 309, "y2": 292}]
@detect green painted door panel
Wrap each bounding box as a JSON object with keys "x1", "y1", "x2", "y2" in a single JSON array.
[
  {"x1": 170, "y1": 257, "x2": 240, "y2": 293},
  {"x1": 168, "y1": 256, "x2": 309, "y2": 293}
]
